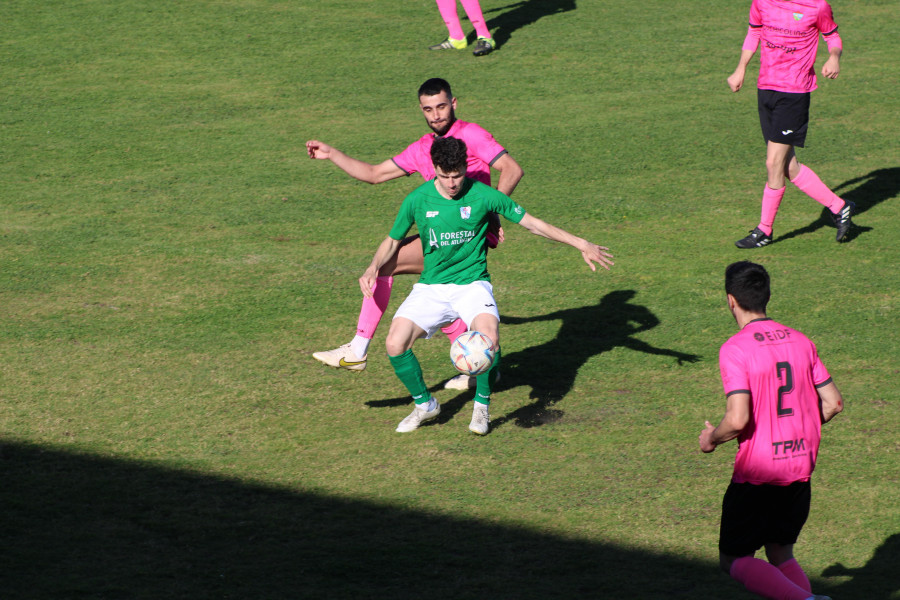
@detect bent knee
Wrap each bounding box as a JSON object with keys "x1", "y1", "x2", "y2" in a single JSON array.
[
  {"x1": 385, "y1": 326, "x2": 418, "y2": 356},
  {"x1": 385, "y1": 336, "x2": 408, "y2": 356}
]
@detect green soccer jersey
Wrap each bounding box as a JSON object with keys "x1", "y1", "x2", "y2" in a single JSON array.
[{"x1": 389, "y1": 179, "x2": 526, "y2": 285}]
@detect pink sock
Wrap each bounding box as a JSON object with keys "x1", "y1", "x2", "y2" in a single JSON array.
[
  {"x1": 435, "y1": 0, "x2": 466, "y2": 40},
  {"x1": 758, "y1": 185, "x2": 785, "y2": 236},
  {"x1": 777, "y1": 559, "x2": 812, "y2": 593},
  {"x1": 440, "y1": 318, "x2": 468, "y2": 344},
  {"x1": 356, "y1": 276, "x2": 393, "y2": 338},
  {"x1": 730, "y1": 556, "x2": 812, "y2": 600},
  {"x1": 791, "y1": 164, "x2": 845, "y2": 213},
  {"x1": 460, "y1": 0, "x2": 491, "y2": 38}
]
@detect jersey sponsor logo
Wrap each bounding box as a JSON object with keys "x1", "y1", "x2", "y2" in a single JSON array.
[
  {"x1": 772, "y1": 438, "x2": 806, "y2": 456},
  {"x1": 427, "y1": 211, "x2": 440, "y2": 218},
  {"x1": 765, "y1": 40, "x2": 798, "y2": 54},
  {"x1": 438, "y1": 230, "x2": 476, "y2": 247},
  {"x1": 429, "y1": 229, "x2": 439, "y2": 248},
  {"x1": 763, "y1": 24, "x2": 805, "y2": 36},
  {"x1": 460, "y1": 206, "x2": 472, "y2": 220},
  {"x1": 754, "y1": 329, "x2": 793, "y2": 343},
  {"x1": 793, "y1": 12, "x2": 803, "y2": 20}
]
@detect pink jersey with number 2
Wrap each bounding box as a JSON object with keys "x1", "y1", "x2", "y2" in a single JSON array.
[
  {"x1": 391, "y1": 119, "x2": 507, "y2": 186},
  {"x1": 749, "y1": 0, "x2": 839, "y2": 93},
  {"x1": 719, "y1": 318, "x2": 832, "y2": 485}
]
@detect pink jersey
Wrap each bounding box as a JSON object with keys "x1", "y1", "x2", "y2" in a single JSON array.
[
  {"x1": 391, "y1": 119, "x2": 507, "y2": 186},
  {"x1": 749, "y1": 0, "x2": 839, "y2": 93},
  {"x1": 719, "y1": 318, "x2": 832, "y2": 485}
]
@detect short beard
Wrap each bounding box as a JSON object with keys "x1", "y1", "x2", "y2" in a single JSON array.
[{"x1": 428, "y1": 108, "x2": 456, "y2": 136}]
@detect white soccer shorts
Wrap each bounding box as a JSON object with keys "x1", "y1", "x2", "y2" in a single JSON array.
[{"x1": 393, "y1": 281, "x2": 500, "y2": 338}]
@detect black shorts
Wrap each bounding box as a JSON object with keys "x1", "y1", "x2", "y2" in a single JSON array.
[
  {"x1": 719, "y1": 480, "x2": 811, "y2": 557},
  {"x1": 758, "y1": 89, "x2": 810, "y2": 148}
]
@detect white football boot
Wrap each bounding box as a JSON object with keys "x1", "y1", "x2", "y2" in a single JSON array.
[
  {"x1": 444, "y1": 370, "x2": 500, "y2": 391},
  {"x1": 468, "y1": 403, "x2": 490, "y2": 435},
  {"x1": 312, "y1": 343, "x2": 367, "y2": 371},
  {"x1": 396, "y1": 398, "x2": 441, "y2": 433}
]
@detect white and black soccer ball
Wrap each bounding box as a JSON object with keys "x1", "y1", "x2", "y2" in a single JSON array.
[{"x1": 450, "y1": 331, "x2": 496, "y2": 376}]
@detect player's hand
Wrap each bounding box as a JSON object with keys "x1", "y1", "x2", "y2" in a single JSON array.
[
  {"x1": 822, "y1": 56, "x2": 841, "y2": 79},
  {"x1": 581, "y1": 244, "x2": 614, "y2": 272},
  {"x1": 727, "y1": 69, "x2": 745, "y2": 93},
  {"x1": 359, "y1": 268, "x2": 378, "y2": 298},
  {"x1": 699, "y1": 421, "x2": 717, "y2": 453},
  {"x1": 306, "y1": 140, "x2": 334, "y2": 160}
]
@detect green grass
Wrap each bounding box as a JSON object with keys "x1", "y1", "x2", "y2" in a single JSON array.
[{"x1": 2, "y1": 1, "x2": 898, "y2": 598}]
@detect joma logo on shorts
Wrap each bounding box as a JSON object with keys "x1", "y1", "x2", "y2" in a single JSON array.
[{"x1": 772, "y1": 438, "x2": 805, "y2": 454}]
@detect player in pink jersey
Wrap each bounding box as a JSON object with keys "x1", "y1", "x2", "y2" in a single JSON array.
[
  {"x1": 728, "y1": 0, "x2": 855, "y2": 248},
  {"x1": 700, "y1": 261, "x2": 844, "y2": 600},
  {"x1": 427, "y1": 0, "x2": 496, "y2": 56},
  {"x1": 306, "y1": 78, "x2": 523, "y2": 387}
]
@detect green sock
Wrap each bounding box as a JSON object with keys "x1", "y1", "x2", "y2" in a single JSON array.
[
  {"x1": 388, "y1": 349, "x2": 430, "y2": 404},
  {"x1": 474, "y1": 345, "x2": 500, "y2": 405}
]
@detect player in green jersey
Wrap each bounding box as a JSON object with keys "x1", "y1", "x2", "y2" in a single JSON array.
[{"x1": 361, "y1": 136, "x2": 614, "y2": 435}]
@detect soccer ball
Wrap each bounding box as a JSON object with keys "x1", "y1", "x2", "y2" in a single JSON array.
[{"x1": 450, "y1": 331, "x2": 496, "y2": 376}]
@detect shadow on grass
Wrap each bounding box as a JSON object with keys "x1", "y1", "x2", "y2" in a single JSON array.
[
  {"x1": 2, "y1": 441, "x2": 886, "y2": 599},
  {"x1": 0, "y1": 441, "x2": 718, "y2": 599},
  {"x1": 821, "y1": 533, "x2": 900, "y2": 600},
  {"x1": 367, "y1": 290, "x2": 698, "y2": 429},
  {"x1": 775, "y1": 166, "x2": 900, "y2": 245},
  {"x1": 480, "y1": 0, "x2": 577, "y2": 50},
  {"x1": 492, "y1": 289, "x2": 699, "y2": 429}
]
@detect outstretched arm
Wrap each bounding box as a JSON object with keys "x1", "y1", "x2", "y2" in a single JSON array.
[
  {"x1": 517, "y1": 213, "x2": 614, "y2": 271},
  {"x1": 699, "y1": 392, "x2": 750, "y2": 453},
  {"x1": 306, "y1": 140, "x2": 406, "y2": 184},
  {"x1": 360, "y1": 236, "x2": 401, "y2": 297}
]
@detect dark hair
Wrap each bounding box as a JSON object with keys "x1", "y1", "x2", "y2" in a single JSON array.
[
  {"x1": 430, "y1": 136, "x2": 468, "y2": 174},
  {"x1": 418, "y1": 78, "x2": 452, "y2": 99},
  {"x1": 725, "y1": 261, "x2": 770, "y2": 313}
]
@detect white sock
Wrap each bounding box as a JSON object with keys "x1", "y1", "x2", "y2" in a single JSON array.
[
  {"x1": 350, "y1": 335, "x2": 370, "y2": 359},
  {"x1": 422, "y1": 397, "x2": 437, "y2": 411}
]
